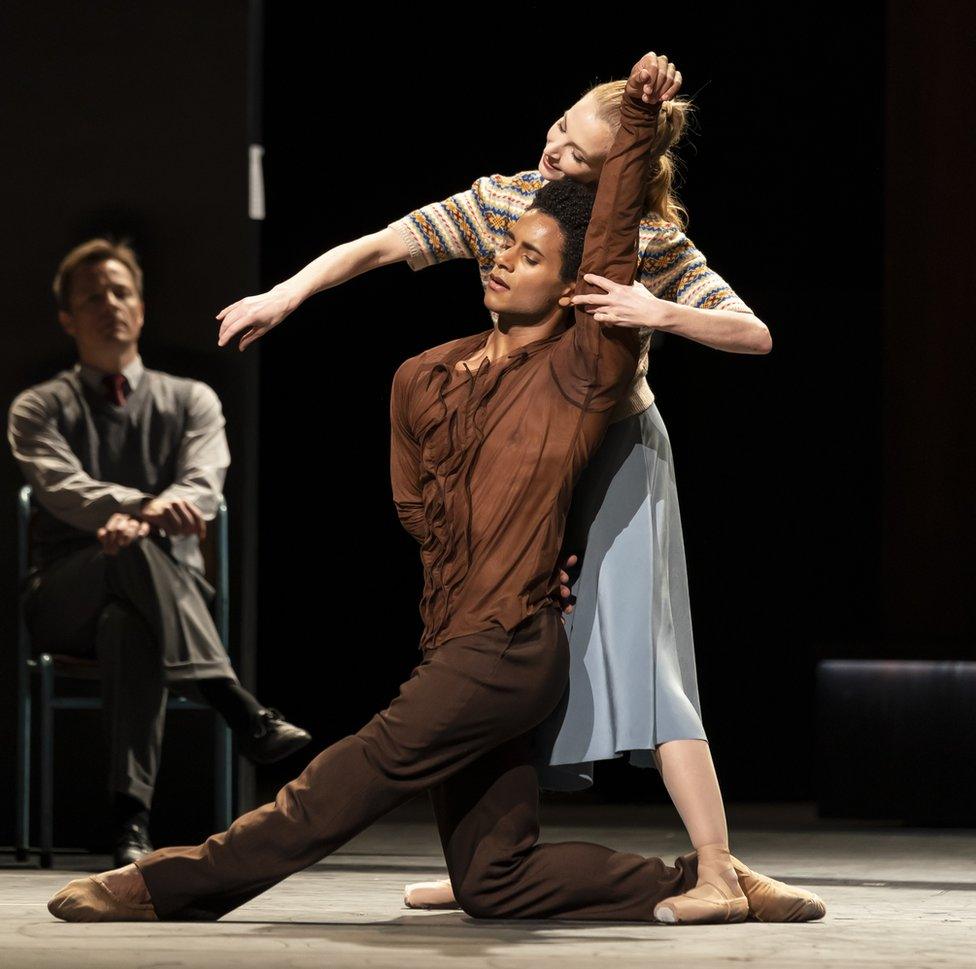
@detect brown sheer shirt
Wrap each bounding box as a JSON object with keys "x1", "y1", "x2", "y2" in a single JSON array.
[{"x1": 390, "y1": 80, "x2": 658, "y2": 651}]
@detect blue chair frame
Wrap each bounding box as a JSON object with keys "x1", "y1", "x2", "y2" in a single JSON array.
[{"x1": 14, "y1": 484, "x2": 234, "y2": 867}]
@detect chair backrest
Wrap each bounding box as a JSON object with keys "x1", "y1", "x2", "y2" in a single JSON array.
[{"x1": 16, "y1": 484, "x2": 229, "y2": 667}]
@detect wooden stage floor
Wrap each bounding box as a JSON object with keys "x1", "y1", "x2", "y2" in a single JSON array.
[{"x1": 2, "y1": 800, "x2": 973, "y2": 968}]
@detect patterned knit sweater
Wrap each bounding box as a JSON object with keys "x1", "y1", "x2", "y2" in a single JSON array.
[{"x1": 387, "y1": 170, "x2": 752, "y2": 422}]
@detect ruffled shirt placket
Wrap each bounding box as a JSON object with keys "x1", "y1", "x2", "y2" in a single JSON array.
[{"x1": 419, "y1": 349, "x2": 532, "y2": 646}]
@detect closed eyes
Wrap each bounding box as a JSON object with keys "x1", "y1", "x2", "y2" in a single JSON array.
[{"x1": 558, "y1": 118, "x2": 586, "y2": 164}]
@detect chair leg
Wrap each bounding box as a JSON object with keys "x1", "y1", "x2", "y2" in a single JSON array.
[
  {"x1": 214, "y1": 719, "x2": 233, "y2": 829},
  {"x1": 39, "y1": 656, "x2": 54, "y2": 869},
  {"x1": 15, "y1": 671, "x2": 32, "y2": 863}
]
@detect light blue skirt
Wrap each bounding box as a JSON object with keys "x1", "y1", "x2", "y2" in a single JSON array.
[{"x1": 529, "y1": 402, "x2": 708, "y2": 791}]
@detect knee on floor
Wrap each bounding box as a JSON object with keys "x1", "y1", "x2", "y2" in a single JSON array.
[{"x1": 453, "y1": 871, "x2": 512, "y2": 920}]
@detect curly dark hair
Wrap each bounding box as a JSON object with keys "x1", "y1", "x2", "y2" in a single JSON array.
[{"x1": 525, "y1": 179, "x2": 597, "y2": 282}]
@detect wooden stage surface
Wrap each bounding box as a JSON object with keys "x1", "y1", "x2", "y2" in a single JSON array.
[{"x1": 2, "y1": 800, "x2": 973, "y2": 968}]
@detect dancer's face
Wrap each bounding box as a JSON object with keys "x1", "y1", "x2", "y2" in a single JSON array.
[
  {"x1": 58, "y1": 259, "x2": 145, "y2": 356},
  {"x1": 484, "y1": 209, "x2": 574, "y2": 319},
  {"x1": 538, "y1": 94, "x2": 614, "y2": 185}
]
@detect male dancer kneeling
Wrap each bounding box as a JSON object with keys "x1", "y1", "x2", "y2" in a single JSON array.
[{"x1": 48, "y1": 52, "x2": 814, "y2": 926}]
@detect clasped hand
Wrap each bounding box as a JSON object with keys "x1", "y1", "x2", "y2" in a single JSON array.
[
  {"x1": 97, "y1": 513, "x2": 151, "y2": 556},
  {"x1": 98, "y1": 498, "x2": 206, "y2": 555},
  {"x1": 570, "y1": 273, "x2": 669, "y2": 329}
]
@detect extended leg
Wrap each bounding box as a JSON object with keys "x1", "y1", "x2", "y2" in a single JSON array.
[{"x1": 122, "y1": 611, "x2": 573, "y2": 921}]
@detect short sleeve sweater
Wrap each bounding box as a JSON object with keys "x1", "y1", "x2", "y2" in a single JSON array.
[{"x1": 387, "y1": 170, "x2": 752, "y2": 422}]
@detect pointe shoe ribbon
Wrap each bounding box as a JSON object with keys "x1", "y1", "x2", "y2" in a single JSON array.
[
  {"x1": 47, "y1": 875, "x2": 158, "y2": 922},
  {"x1": 403, "y1": 877, "x2": 458, "y2": 910},
  {"x1": 654, "y1": 843, "x2": 749, "y2": 925},
  {"x1": 729, "y1": 854, "x2": 826, "y2": 922}
]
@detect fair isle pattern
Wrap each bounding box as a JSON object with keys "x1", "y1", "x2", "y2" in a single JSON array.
[{"x1": 387, "y1": 170, "x2": 753, "y2": 422}]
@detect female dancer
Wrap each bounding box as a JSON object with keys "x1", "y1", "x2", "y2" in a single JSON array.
[{"x1": 215, "y1": 56, "x2": 821, "y2": 925}]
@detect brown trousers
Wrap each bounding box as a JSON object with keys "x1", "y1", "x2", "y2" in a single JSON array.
[{"x1": 135, "y1": 604, "x2": 698, "y2": 921}]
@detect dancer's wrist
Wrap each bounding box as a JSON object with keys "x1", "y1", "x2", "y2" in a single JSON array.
[{"x1": 270, "y1": 280, "x2": 306, "y2": 312}]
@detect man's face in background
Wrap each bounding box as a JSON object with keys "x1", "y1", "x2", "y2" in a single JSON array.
[{"x1": 58, "y1": 258, "x2": 144, "y2": 359}]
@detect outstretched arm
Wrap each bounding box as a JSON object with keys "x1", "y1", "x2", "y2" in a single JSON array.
[
  {"x1": 551, "y1": 52, "x2": 678, "y2": 411},
  {"x1": 217, "y1": 171, "x2": 530, "y2": 352},
  {"x1": 216, "y1": 226, "x2": 410, "y2": 351}
]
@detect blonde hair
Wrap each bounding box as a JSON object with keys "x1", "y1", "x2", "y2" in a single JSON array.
[
  {"x1": 52, "y1": 236, "x2": 144, "y2": 312},
  {"x1": 584, "y1": 79, "x2": 693, "y2": 229}
]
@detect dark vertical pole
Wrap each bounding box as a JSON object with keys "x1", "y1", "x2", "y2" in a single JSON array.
[{"x1": 234, "y1": 0, "x2": 265, "y2": 812}]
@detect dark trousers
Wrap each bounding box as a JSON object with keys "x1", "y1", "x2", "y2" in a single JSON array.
[
  {"x1": 22, "y1": 536, "x2": 239, "y2": 811},
  {"x1": 135, "y1": 605, "x2": 697, "y2": 922}
]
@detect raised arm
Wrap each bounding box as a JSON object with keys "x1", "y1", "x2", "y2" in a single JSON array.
[
  {"x1": 7, "y1": 389, "x2": 153, "y2": 532},
  {"x1": 550, "y1": 53, "x2": 677, "y2": 411}
]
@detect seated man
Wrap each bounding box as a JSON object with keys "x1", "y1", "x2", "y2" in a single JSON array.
[{"x1": 8, "y1": 237, "x2": 311, "y2": 867}]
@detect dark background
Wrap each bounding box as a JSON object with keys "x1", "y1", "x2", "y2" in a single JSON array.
[{"x1": 1, "y1": 2, "x2": 973, "y2": 847}]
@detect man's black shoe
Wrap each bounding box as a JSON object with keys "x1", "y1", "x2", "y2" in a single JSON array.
[
  {"x1": 235, "y1": 707, "x2": 312, "y2": 765},
  {"x1": 112, "y1": 817, "x2": 154, "y2": 868}
]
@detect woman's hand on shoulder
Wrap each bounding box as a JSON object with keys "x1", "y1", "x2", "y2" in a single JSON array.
[
  {"x1": 216, "y1": 283, "x2": 302, "y2": 351},
  {"x1": 570, "y1": 273, "x2": 669, "y2": 330},
  {"x1": 628, "y1": 51, "x2": 683, "y2": 106}
]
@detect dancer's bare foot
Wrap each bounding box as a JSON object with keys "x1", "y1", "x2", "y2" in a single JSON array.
[
  {"x1": 403, "y1": 877, "x2": 458, "y2": 909},
  {"x1": 653, "y1": 843, "x2": 749, "y2": 925},
  {"x1": 48, "y1": 863, "x2": 156, "y2": 921}
]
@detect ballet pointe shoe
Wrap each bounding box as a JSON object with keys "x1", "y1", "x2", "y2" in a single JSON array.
[
  {"x1": 653, "y1": 843, "x2": 749, "y2": 925},
  {"x1": 403, "y1": 876, "x2": 459, "y2": 910},
  {"x1": 729, "y1": 854, "x2": 826, "y2": 922},
  {"x1": 48, "y1": 873, "x2": 158, "y2": 922}
]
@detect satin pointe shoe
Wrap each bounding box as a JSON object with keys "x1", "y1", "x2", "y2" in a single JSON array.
[
  {"x1": 653, "y1": 842, "x2": 749, "y2": 925},
  {"x1": 729, "y1": 854, "x2": 826, "y2": 922},
  {"x1": 47, "y1": 874, "x2": 158, "y2": 922},
  {"x1": 403, "y1": 877, "x2": 459, "y2": 909}
]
